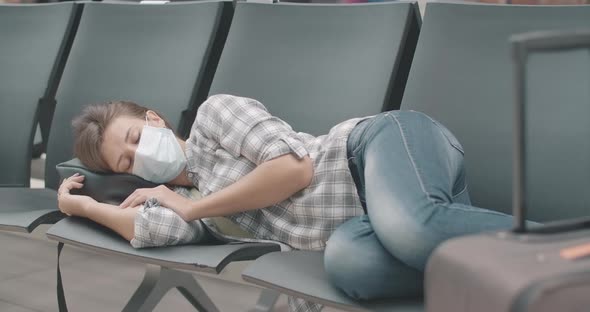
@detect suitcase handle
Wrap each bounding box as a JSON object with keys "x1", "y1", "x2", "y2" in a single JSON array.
[{"x1": 511, "y1": 30, "x2": 590, "y2": 233}]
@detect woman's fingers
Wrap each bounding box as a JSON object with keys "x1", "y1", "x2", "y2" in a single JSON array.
[
  {"x1": 60, "y1": 174, "x2": 84, "y2": 186},
  {"x1": 127, "y1": 195, "x2": 147, "y2": 209},
  {"x1": 120, "y1": 187, "x2": 162, "y2": 208},
  {"x1": 69, "y1": 182, "x2": 84, "y2": 189},
  {"x1": 63, "y1": 178, "x2": 84, "y2": 191},
  {"x1": 121, "y1": 194, "x2": 145, "y2": 209},
  {"x1": 119, "y1": 197, "x2": 131, "y2": 208},
  {"x1": 120, "y1": 189, "x2": 145, "y2": 208},
  {"x1": 119, "y1": 190, "x2": 137, "y2": 208},
  {"x1": 63, "y1": 173, "x2": 82, "y2": 183},
  {"x1": 58, "y1": 174, "x2": 85, "y2": 197}
]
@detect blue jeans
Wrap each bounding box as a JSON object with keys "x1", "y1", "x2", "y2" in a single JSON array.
[{"x1": 323, "y1": 111, "x2": 517, "y2": 301}]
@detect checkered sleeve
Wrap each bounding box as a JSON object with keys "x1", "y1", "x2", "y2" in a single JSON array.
[
  {"x1": 288, "y1": 296, "x2": 323, "y2": 312},
  {"x1": 130, "y1": 187, "x2": 214, "y2": 248},
  {"x1": 196, "y1": 94, "x2": 308, "y2": 164}
]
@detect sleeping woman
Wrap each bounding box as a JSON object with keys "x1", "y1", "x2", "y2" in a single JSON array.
[{"x1": 57, "y1": 94, "x2": 519, "y2": 304}]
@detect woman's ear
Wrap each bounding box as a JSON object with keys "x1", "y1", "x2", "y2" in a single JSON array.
[{"x1": 146, "y1": 110, "x2": 166, "y2": 128}]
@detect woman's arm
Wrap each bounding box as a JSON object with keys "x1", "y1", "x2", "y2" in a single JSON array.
[
  {"x1": 83, "y1": 203, "x2": 138, "y2": 241},
  {"x1": 120, "y1": 153, "x2": 313, "y2": 221},
  {"x1": 58, "y1": 174, "x2": 138, "y2": 241},
  {"x1": 187, "y1": 153, "x2": 312, "y2": 220}
]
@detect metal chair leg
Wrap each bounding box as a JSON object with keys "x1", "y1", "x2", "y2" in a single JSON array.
[
  {"x1": 248, "y1": 288, "x2": 280, "y2": 312},
  {"x1": 121, "y1": 264, "x2": 219, "y2": 312}
]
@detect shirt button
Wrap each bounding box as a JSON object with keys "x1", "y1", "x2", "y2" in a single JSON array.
[{"x1": 187, "y1": 172, "x2": 194, "y2": 178}]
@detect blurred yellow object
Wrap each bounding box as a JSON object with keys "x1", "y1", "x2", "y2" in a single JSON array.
[{"x1": 560, "y1": 242, "x2": 590, "y2": 260}]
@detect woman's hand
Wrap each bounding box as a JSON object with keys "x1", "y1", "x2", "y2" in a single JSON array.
[
  {"x1": 119, "y1": 185, "x2": 192, "y2": 220},
  {"x1": 57, "y1": 173, "x2": 97, "y2": 217}
]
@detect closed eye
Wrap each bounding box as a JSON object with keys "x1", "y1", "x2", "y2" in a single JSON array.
[
  {"x1": 127, "y1": 157, "x2": 134, "y2": 172},
  {"x1": 134, "y1": 128, "x2": 141, "y2": 144}
]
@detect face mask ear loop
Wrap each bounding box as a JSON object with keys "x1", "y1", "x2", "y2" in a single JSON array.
[{"x1": 145, "y1": 114, "x2": 149, "y2": 127}]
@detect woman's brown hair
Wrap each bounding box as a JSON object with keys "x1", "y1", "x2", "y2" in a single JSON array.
[{"x1": 72, "y1": 101, "x2": 173, "y2": 172}]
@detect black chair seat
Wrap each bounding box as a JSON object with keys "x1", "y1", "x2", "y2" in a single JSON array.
[
  {"x1": 47, "y1": 217, "x2": 280, "y2": 274},
  {"x1": 242, "y1": 251, "x2": 424, "y2": 312},
  {"x1": 0, "y1": 188, "x2": 63, "y2": 232}
]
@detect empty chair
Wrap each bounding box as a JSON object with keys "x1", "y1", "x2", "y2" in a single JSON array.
[
  {"x1": 402, "y1": 2, "x2": 590, "y2": 221},
  {"x1": 209, "y1": 1, "x2": 420, "y2": 135},
  {"x1": 0, "y1": 1, "x2": 229, "y2": 233},
  {"x1": 244, "y1": 2, "x2": 590, "y2": 311},
  {"x1": 0, "y1": 2, "x2": 77, "y2": 188},
  {"x1": 208, "y1": 1, "x2": 422, "y2": 311}
]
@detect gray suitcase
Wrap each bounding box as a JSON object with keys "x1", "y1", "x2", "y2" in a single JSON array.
[{"x1": 425, "y1": 30, "x2": 590, "y2": 312}]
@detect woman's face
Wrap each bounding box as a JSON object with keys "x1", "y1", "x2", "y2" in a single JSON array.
[{"x1": 101, "y1": 111, "x2": 165, "y2": 173}]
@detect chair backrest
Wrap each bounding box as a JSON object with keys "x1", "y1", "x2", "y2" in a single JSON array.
[
  {"x1": 209, "y1": 1, "x2": 420, "y2": 136},
  {"x1": 45, "y1": 1, "x2": 232, "y2": 189},
  {"x1": 0, "y1": 3, "x2": 78, "y2": 187},
  {"x1": 401, "y1": 2, "x2": 590, "y2": 222}
]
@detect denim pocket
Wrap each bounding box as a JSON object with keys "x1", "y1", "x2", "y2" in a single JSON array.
[{"x1": 429, "y1": 118, "x2": 465, "y2": 155}]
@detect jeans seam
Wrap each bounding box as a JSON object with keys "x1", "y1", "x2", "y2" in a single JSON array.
[
  {"x1": 417, "y1": 111, "x2": 465, "y2": 155},
  {"x1": 351, "y1": 115, "x2": 382, "y2": 156},
  {"x1": 433, "y1": 203, "x2": 511, "y2": 216},
  {"x1": 347, "y1": 155, "x2": 367, "y2": 213},
  {"x1": 389, "y1": 113, "x2": 437, "y2": 223},
  {"x1": 452, "y1": 184, "x2": 468, "y2": 199}
]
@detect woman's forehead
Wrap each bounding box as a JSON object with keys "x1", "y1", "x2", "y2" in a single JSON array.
[
  {"x1": 101, "y1": 116, "x2": 141, "y2": 168},
  {"x1": 107, "y1": 116, "x2": 143, "y2": 137}
]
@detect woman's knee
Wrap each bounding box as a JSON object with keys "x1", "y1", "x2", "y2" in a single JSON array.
[
  {"x1": 369, "y1": 206, "x2": 441, "y2": 271},
  {"x1": 324, "y1": 216, "x2": 423, "y2": 300}
]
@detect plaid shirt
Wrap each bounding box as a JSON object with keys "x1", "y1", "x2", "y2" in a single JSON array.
[{"x1": 185, "y1": 94, "x2": 367, "y2": 251}]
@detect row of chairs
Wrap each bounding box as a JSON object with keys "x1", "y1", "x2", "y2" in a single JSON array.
[
  {"x1": 1, "y1": 0, "x2": 589, "y2": 311},
  {"x1": 1, "y1": 1, "x2": 418, "y2": 311}
]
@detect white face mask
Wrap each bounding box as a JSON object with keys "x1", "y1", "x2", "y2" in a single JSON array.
[{"x1": 132, "y1": 117, "x2": 187, "y2": 183}]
